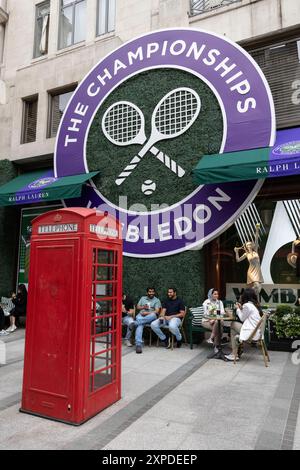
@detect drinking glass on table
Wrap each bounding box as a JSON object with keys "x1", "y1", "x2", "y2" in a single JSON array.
[{"x1": 225, "y1": 308, "x2": 233, "y2": 317}]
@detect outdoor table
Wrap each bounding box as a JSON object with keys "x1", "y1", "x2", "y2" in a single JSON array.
[{"x1": 204, "y1": 314, "x2": 236, "y2": 362}]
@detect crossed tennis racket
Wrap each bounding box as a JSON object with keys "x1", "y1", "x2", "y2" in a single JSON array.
[{"x1": 102, "y1": 87, "x2": 201, "y2": 186}]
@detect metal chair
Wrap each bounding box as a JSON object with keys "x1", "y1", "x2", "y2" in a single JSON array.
[
  {"x1": 233, "y1": 312, "x2": 270, "y2": 367},
  {"x1": 186, "y1": 306, "x2": 211, "y2": 349}
]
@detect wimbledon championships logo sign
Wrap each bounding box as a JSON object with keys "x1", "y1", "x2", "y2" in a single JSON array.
[{"x1": 55, "y1": 29, "x2": 275, "y2": 258}]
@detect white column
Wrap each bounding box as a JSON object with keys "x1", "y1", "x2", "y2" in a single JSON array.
[
  {"x1": 0, "y1": 22, "x2": 5, "y2": 65},
  {"x1": 0, "y1": 0, "x2": 8, "y2": 66},
  {"x1": 0, "y1": 0, "x2": 7, "y2": 103},
  {"x1": 48, "y1": 0, "x2": 60, "y2": 56},
  {"x1": 86, "y1": 0, "x2": 97, "y2": 44}
]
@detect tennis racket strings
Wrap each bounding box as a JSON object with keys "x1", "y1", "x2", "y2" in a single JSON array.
[
  {"x1": 155, "y1": 89, "x2": 200, "y2": 136},
  {"x1": 103, "y1": 102, "x2": 143, "y2": 145}
]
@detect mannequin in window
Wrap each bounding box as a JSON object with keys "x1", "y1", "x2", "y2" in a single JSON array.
[{"x1": 234, "y1": 224, "x2": 264, "y2": 296}]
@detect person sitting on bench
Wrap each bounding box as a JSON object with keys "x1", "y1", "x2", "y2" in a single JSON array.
[
  {"x1": 202, "y1": 288, "x2": 225, "y2": 346},
  {"x1": 130, "y1": 287, "x2": 161, "y2": 354},
  {"x1": 151, "y1": 287, "x2": 185, "y2": 348}
]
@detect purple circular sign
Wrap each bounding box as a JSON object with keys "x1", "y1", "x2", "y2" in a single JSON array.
[{"x1": 55, "y1": 28, "x2": 275, "y2": 257}]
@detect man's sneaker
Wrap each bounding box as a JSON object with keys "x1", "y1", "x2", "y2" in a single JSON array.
[
  {"x1": 206, "y1": 338, "x2": 214, "y2": 344},
  {"x1": 0, "y1": 330, "x2": 9, "y2": 336},
  {"x1": 136, "y1": 344, "x2": 142, "y2": 354},
  {"x1": 176, "y1": 339, "x2": 182, "y2": 348},
  {"x1": 126, "y1": 340, "x2": 133, "y2": 347},
  {"x1": 225, "y1": 353, "x2": 239, "y2": 362},
  {"x1": 161, "y1": 338, "x2": 169, "y2": 348}
]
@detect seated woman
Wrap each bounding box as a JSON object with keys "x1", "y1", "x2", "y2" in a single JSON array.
[
  {"x1": 7, "y1": 284, "x2": 27, "y2": 333},
  {"x1": 225, "y1": 288, "x2": 262, "y2": 362},
  {"x1": 202, "y1": 288, "x2": 225, "y2": 347}
]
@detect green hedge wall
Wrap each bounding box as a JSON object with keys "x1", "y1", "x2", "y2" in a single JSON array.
[
  {"x1": 86, "y1": 68, "x2": 223, "y2": 307},
  {"x1": 0, "y1": 160, "x2": 18, "y2": 296},
  {"x1": 87, "y1": 68, "x2": 223, "y2": 210},
  {"x1": 123, "y1": 249, "x2": 205, "y2": 307}
]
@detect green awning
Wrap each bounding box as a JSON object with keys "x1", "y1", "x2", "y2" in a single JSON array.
[
  {"x1": 192, "y1": 147, "x2": 271, "y2": 185},
  {"x1": 0, "y1": 170, "x2": 99, "y2": 206},
  {"x1": 192, "y1": 128, "x2": 300, "y2": 185}
]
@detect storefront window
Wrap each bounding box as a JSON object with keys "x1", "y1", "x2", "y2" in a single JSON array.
[{"x1": 216, "y1": 183, "x2": 300, "y2": 306}]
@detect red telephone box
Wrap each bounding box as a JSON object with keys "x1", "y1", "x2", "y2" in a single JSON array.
[{"x1": 21, "y1": 208, "x2": 122, "y2": 425}]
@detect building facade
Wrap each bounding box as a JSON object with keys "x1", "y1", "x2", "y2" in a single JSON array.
[{"x1": 0, "y1": 0, "x2": 300, "y2": 306}]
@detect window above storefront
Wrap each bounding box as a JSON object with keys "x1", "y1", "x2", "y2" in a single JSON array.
[
  {"x1": 21, "y1": 95, "x2": 38, "y2": 144},
  {"x1": 190, "y1": 0, "x2": 242, "y2": 16},
  {"x1": 97, "y1": 0, "x2": 116, "y2": 37},
  {"x1": 250, "y1": 39, "x2": 300, "y2": 129},
  {"x1": 47, "y1": 85, "x2": 77, "y2": 138},
  {"x1": 58, "y1": 0, "x2": 86, "y2": 50},
  {"x1": 33, "y1": 1, "x2": 50, "y2": 59}
]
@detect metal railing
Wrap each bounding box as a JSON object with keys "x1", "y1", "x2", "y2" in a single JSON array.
[{"x1": 190, "y1": 0, "x2": 242, "y2": 16}]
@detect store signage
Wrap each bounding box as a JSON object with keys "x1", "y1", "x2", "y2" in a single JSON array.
[
  {"x1": 38, "y1": 224, "x2": 78, "y2": 234},
  {"x1": 226, "y1": 283, "x2": 300, "y2": 307},
  {"x1": 256, "y1": 127, "x2": 300, "y2": 177},
  {"x1": 90, "y1": 224, "x2": 119, "y2": 238},
  {"x1": 8, "y1": 192, "x2": 50, "y2": 203},
  {"x1": 28, "y1": 177, "x2": 57, "y2": 189},
  {"x1": 55, "y1": 29, "x2": 275, "y2": 257}
]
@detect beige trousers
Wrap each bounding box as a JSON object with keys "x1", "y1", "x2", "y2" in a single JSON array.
[{"x1": 230, "y1": 321, "x2": 242, "y2": 354}]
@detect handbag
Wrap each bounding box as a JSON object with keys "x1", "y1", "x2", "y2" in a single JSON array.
[{"x1": 1, "y1": 297, "x2": 14, "y2": 317}]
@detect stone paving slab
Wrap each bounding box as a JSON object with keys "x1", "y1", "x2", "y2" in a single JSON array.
[{"x1": 0, "y1": 332, "x2": 299, "y2": 450}]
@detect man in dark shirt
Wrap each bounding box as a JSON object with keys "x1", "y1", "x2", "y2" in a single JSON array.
[
  {"x1": 151, "y1": 287, "x2": 185, "y2": 348},
  {"x1": 122, "y1": 293, "x2": 135, "y2": 347}
]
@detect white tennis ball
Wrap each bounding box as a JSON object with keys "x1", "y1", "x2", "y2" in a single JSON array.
[{"x1": 141, "y1": 180, "x2": 156, "y2": 196}]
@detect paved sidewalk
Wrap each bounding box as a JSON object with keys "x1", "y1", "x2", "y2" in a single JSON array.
[{"x1": 0, "y1": 329, "x2": 299, "y2": 450}]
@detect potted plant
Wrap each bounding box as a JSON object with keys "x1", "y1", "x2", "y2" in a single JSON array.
[{"x1": 268, "y1": 305, "x2": 300, "y2": 351}]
